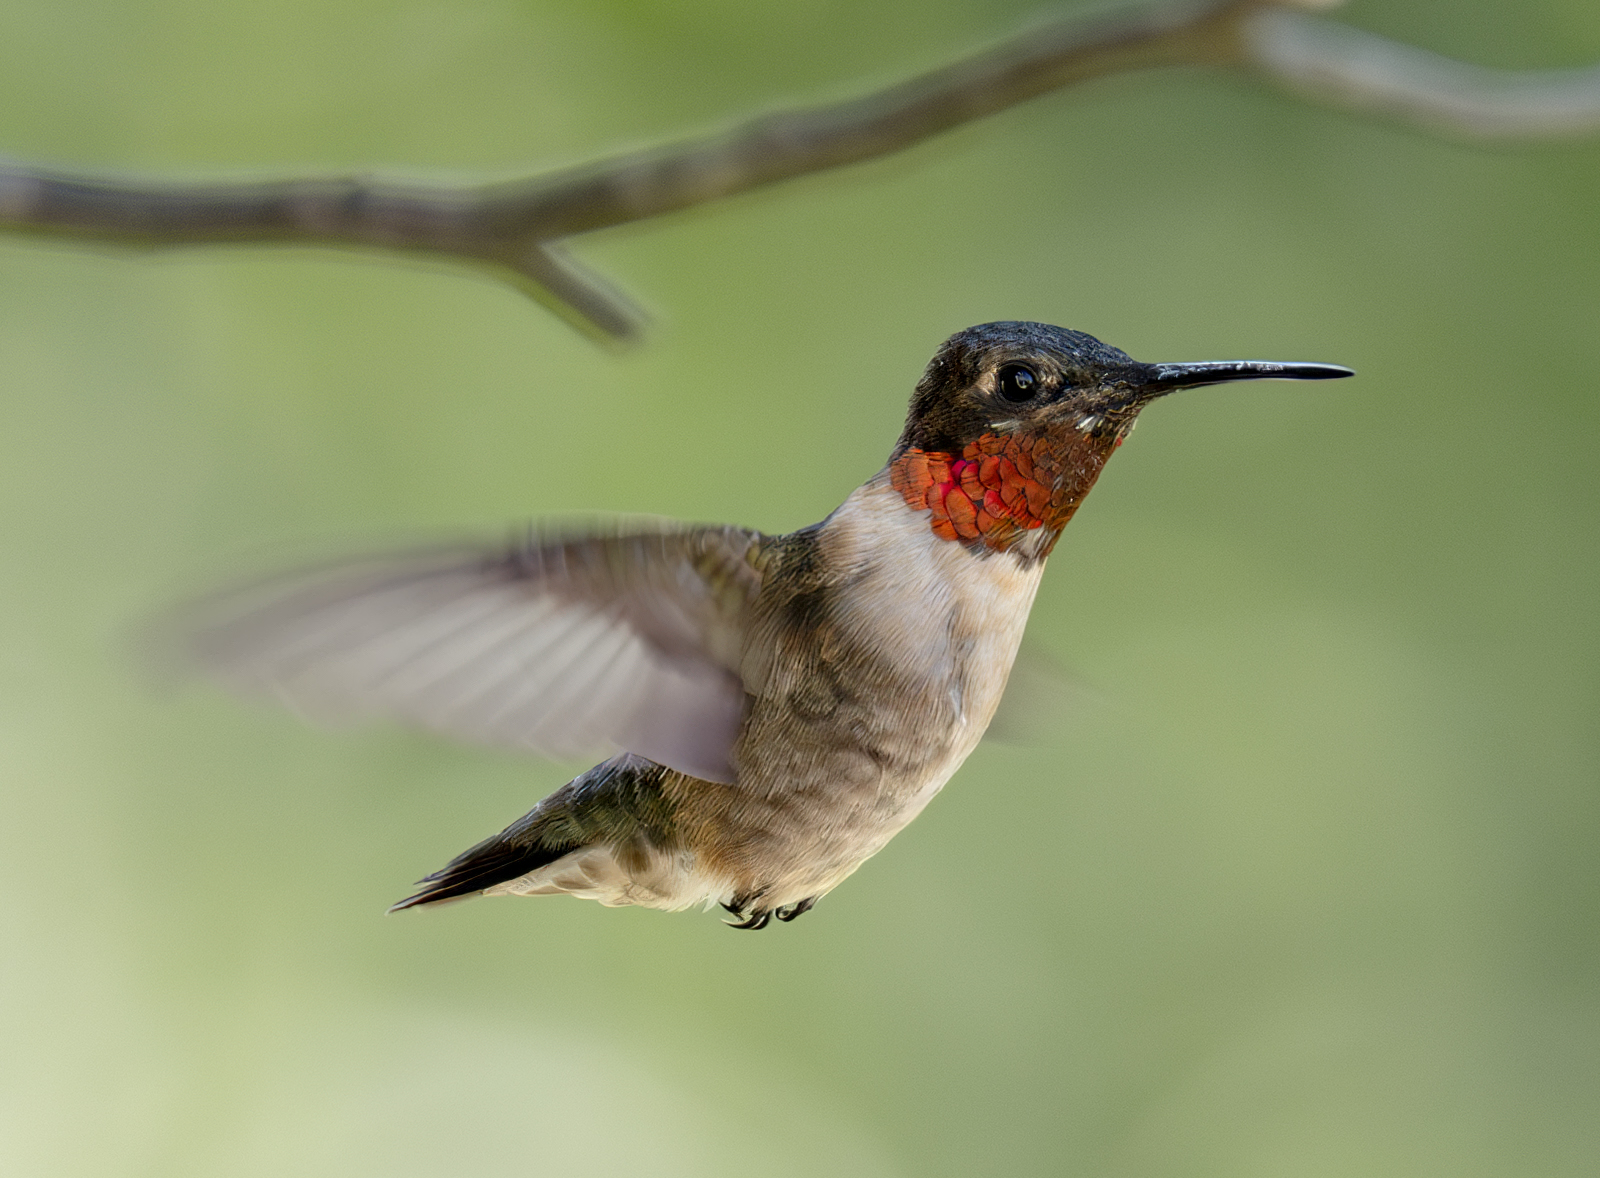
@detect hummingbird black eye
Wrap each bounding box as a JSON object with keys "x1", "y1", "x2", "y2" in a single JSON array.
[{"x1": 996, "y1": 364, "x2": 1038, "y2": 403}]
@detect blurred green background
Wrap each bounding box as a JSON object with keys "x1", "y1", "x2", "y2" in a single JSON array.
[{"x1": 1, "y1": 1, "x2": 1597, "y2": 1175}]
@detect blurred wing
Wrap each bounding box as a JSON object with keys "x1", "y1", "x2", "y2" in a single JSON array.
[
  {"x1": 983, "y1": 640, "x2": 1100, "y2": 746},
  {"x1": 186, "y1": 524, "x2": 767, "y2": 783}
]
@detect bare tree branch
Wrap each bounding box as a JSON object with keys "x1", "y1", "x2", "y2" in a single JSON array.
[
  {"x1": 0, "y1": 0, "x2": 1594, "y2": 342},
  {"x1": 0, "y1": 162, "x2": 649, "y2": 342},
  {"x1": 475, "y1": 0, "x2": 1252, "y2": 241},
  {"x1": 1247, "y1": 8, "x2": 1600, "y2": 140}
]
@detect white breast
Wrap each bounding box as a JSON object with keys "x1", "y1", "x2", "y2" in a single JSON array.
[{"x1": 819, "y1": 475, "x2": 1046, "y2": 798}]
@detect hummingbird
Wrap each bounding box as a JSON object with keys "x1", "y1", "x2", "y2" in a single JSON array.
[{"x1": 191, "y1": 322, "x2": 1350, "y2": 928}]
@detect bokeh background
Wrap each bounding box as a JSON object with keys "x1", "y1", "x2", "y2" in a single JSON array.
[{"x1": 2, "y1": 1, "x2": 1597, "y2": 1174}]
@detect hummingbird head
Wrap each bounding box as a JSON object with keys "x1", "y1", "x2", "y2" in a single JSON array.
[{"x1": 889, "y1": 322, "x2": 1351, "y2": 554}]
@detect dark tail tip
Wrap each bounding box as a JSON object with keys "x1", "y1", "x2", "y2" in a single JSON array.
[{"x1": 385, "y1": 832, "x2": 574, "y2": 913}]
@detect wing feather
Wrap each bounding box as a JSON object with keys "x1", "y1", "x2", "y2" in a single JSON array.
[{"x1": 185, "y1": 525, "x2": 766, "y2": 782}]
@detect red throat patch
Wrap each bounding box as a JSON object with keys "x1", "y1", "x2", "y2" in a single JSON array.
[{"x1": 889, "y1": 429, "x2": 1114, "y2": 552}]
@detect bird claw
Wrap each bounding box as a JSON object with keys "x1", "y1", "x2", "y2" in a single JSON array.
[
  {"x1": 722, "y1": 906, "x2": 771, "y2": 930},
  {"x1": 775, "y1": 896, "x2": 816, "y2": 922},
  {"x1": 720, "y1": 894, "x2": 816, "y2": 929}
]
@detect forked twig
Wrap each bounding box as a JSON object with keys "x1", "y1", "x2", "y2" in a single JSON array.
[{"x1": 0, "y1": 0, "x2": 1593, "y2": 342}]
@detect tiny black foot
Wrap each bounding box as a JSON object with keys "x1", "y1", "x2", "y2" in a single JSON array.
[
  {"x1": 722, "y1": 893, "x2": 775, "y2": 930},
  {"x1": 720, "y1": 893, "x2": 816, "y2": 929},
  {"x1": 723, "y1": 907, "x2": 772, "y2": 930},
  {"x1": 775, "y1": 896, "x2": 817, "y2": 922}
]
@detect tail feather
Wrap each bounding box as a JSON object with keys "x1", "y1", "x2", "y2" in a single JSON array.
[
  {"x1": 387, "y1": 753, "x2": 677, "y2": 912},
  {"x1": 387, "y1": 830, "x2": 573, "y2": 911}
]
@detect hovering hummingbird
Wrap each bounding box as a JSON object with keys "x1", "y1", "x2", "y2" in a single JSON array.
[{"x1": 192, "y1": 322, "x2": 1350, "y2": 928}]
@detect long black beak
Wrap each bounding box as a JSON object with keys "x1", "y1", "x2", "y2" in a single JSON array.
[{"x1": 1141, "y1": 360, "x2": 1354, "y2": 394}]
